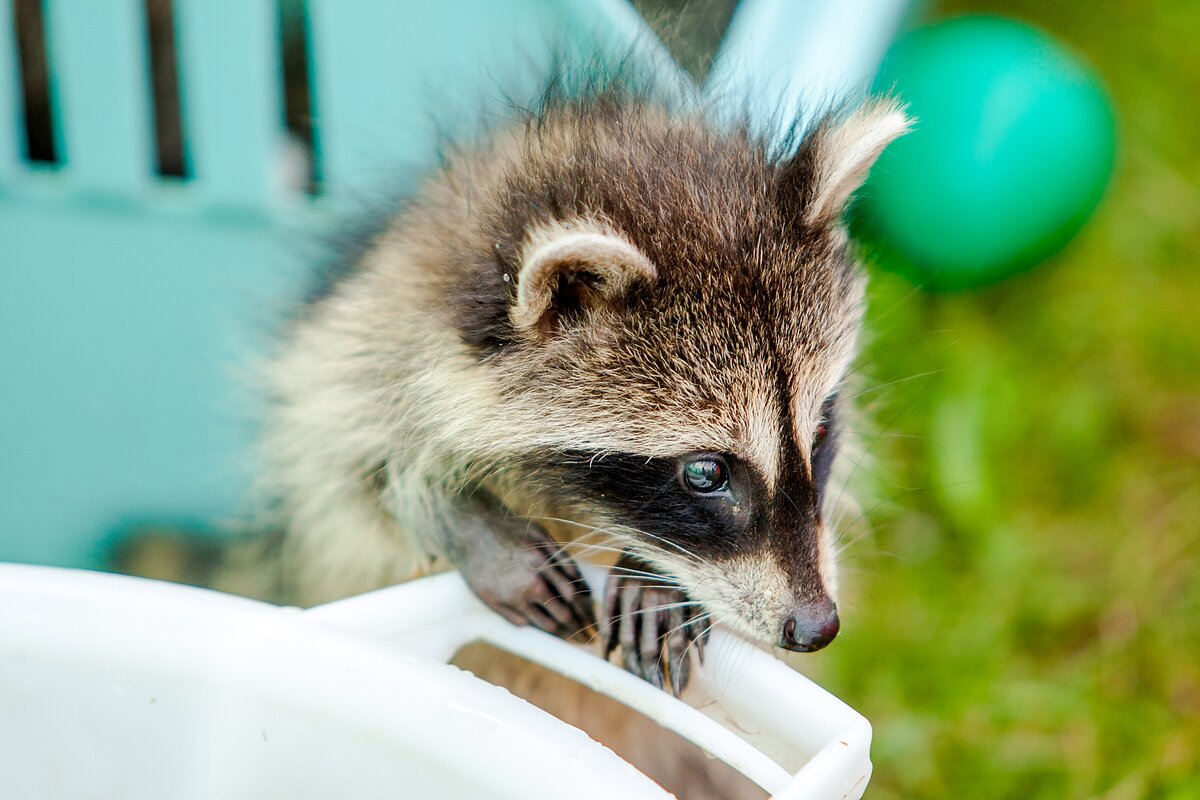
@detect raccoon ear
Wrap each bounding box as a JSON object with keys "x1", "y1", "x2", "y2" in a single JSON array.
[
  {"x1": 783, "y1": 99, "x2": 912, "y2": 226},
  {"x1": 512, "y1": 225, "x2": 656, "y2": 338}
]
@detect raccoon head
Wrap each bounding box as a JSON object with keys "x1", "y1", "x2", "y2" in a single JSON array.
[{"x1": 453, "y1": 97, "x2": 909, "y2": 651}]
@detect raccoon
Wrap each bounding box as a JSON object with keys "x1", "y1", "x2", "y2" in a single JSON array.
[{"x1": 252, "y1": 81, "x2": 908, "y2": 704}]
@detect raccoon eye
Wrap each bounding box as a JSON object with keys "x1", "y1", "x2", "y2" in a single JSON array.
[
  {"x1": 812, "y1": 422, "x2": 830, "y2": 451},
  {"x1": 813, "y1": 394, "x2": 837, "y2": 452},
  {"x1": 681, "y1": 457, "x2": 729, "y2": 495}
]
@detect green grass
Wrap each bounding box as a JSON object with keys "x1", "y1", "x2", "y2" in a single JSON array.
[{"x1": 792, "y1": 2, "x2": 1200, "y2": 797}]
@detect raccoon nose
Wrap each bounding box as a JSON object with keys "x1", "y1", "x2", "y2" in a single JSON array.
[{"x1": 780, "y1": 603, "x2": 840, "y2": 652}]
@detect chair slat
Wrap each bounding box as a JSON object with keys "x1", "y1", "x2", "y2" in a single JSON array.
[
  {"x1": 307, "y1": 0, "x2": 680, "y2": 205},
  {"x1": 305, "y1": 0, "x2": 415, "y2": 203},
  {"x1": 307, "y1": 0, "x2": 567, "y2": 204},
  {"x1": 45, "y1": 0, "x2": 152, "y2": 196},
  {"x1": 175, "y1": 0, "x2": 284, "y2": 211},
  {"x1": 0, "y1": 0, "x2": 20, "y2": 182}
]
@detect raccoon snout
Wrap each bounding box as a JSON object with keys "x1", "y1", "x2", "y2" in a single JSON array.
[{"x1": 780, "y1": 600, "x2": 840, "y2": 653}]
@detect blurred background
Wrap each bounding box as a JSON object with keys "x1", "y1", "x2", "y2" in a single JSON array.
[
  {"x1": 838, "y1": 1, "x2": 1200, "y2": 796},
  {"x1": 2, "y1": 0, "x2": 1197, "y2": 797},
  {"x1": 694, "y1": 1, "x2": 1196, "y2": 797}
]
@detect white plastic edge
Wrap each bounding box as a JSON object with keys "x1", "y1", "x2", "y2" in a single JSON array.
[{"x1": 306, "y1": 569, "x2": 873, "y2": 800}]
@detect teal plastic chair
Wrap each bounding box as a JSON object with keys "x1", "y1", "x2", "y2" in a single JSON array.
[{"x1": 0, "y1": 0, "x2": 902, "y2": 569}]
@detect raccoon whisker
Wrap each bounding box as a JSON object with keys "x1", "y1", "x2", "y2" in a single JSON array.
[
  {"x1": 835, "y1": 429, "x2": 930, "y2": 441},
  {"x1": 662, "y1": 610, "x2": 709, "y2": 640},
  {"x1": 840, "y1": 321, "x2": 950, "y2": 383},
  {"x1": 843, "y1": 369, "x2": 946, "y2": 407},
  {"x1": 726, "y1": 635, "x2": 760, "y2": 688},
  {"x1": 507, "y1": 517, "x2": 641, "y2": 553},
  {"x1": 612, "y1": 525, "x2": 706, "y2": 562},
  {"x1": 561, "y1": 543, "x2": 634, "y2": 559},
  {"x1": 612, "y1": 587, "x2": 691, "y2": 597},
  {"x1": 835, "y1": 516, "x2": 904, "y2": 539},
  {"x1": 513, "y1": 514, "x2": 632, "y2": 542},
  {"x1": 860, "y1": 283, "x2": 925, "y2": 327},
  {"x1": 515, "y1": 523, "x2": 693, "y2": 576},
  {"x1": 830, "y1": 491, "x2": 914, "y2": 547},
  {"x1": 534, "y1": 531, "x2": 621, "y2": 546},
  {"x1": 576, "y1": 539, "x2": 641, "y2": 555},
  {"x1": 776, "y1": 485, "x2": 805, "y2": 517},
  {"x1": 699, "y1": 573, "x2": 738, "y2": 594},
  {"x1": 679, "y1": 617, "x2": 717, "y2": 669},
  {"x1": 605, "y1": 560, "x2": 673, "y2": 574},
  {"x1": 626, "y1": 600, "x2": 704, "y2": 614},
  {"x1": 835, "y1": 550, "x2": 904, "y2": 570},
  {"x1": 832, "y1": 480, "x2": 959, "y2": 545},
  {"x1": 828, "y1": 442, "x2": 893, "y2": 488},
  {"x1": 558, "y1": 536, "x2": 631, "y2": 553},
  {"x1": 628, "y1": 544, "x2": 709, "y2": 577},
  {"x1": 830, "y1": 489, "x2": 901, "y2": 544},
  {"x1": 835, "y1": 548, "x2": 903, "y2": 566},
  {"x1": 827, "y1": 375, "x2": 935, "y2": 519},
  {"x1": 606, "y1": 568, "x2": 680, "y2": 584},
  {"x1": 651, "y1": 608, "x2": 713, "y2": 687},
  {"x1": 512, "y1": 539, "x2": 627, "y2": 558},
  {"x1": 504, "y1": 532, "x2": 687, "y2": 587},
  {"x1": 832, "y1": 527, "x2": 875, "y2": 552}
]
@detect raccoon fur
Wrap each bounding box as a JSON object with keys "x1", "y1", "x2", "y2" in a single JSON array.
[{"x1": 243, "y1": 76, "x2": 908, "y2": 796}]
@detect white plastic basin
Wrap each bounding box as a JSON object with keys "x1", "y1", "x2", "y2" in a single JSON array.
[{"x1": 0, "y1": 564, "x2": 872, "y2": 799}]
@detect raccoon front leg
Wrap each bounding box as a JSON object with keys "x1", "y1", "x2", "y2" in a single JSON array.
[
  {"x1": 601, "y1": 553, "x2": 710, "y2": 696},
  {"x1": 434, "y1": 491, "x2": 595, "y2": 639}
]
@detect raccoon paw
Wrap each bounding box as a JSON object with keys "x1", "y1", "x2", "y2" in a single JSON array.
[
  {"x1": 464, "y1": 525, "x2": 595, "y2": 640},
  {"x1": 601, "y1": 570, "x2": 709, "y2": 697}
]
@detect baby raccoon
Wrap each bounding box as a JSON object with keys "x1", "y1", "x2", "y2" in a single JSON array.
[{"x1": 258, "y1": 81, "x2": 908, "y2": 696}]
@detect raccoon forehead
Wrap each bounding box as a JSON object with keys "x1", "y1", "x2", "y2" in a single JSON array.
[
  {"x1": 487, "y1": 397, "x2": 746, "y2": 457},
  {"x1": 490, "y1": 380, "x2": 788, "y2": 487},
  {"x1": 770, "y1": 262, "x2": 866, "y2": 447},
  {"x1": 788, "y1": 313, "x2": 864, "y2": 447},
  {"x1": 487, "y1": 292, "x2": 861, "y2": 481}
]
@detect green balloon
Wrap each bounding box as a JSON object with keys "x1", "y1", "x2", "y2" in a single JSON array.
[{"x1": 853, "y1": 16, "x2": 1117, "y2": 290}]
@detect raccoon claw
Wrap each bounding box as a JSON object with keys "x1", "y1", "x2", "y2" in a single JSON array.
[
  {"x1": 601, "y1": 570, "x2": 707, "y2": 696},
  {"x1": 464, "y1": 525, "x2": 595, "y2": 640}
]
